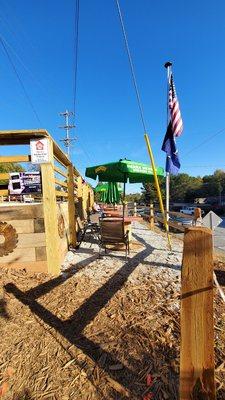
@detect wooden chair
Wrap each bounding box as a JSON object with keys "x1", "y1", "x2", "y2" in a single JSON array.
[{"x1": 98, "y1": 218, "x2": 130, "y2": 259}]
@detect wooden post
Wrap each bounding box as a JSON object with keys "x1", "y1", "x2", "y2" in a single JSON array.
[
  {"x1": 67, "y1": 164, "x2": 76, "y2": 247},
  {"x1": 89, "y1": 188, "x2": 94, "y2": 209},
  {"x1": 149, "y1": 203, "x2": 154, "y2": 230},
  {"x1": 77, "y1": 176, "x2": 83, "y2": 220},
  {"x1": 180, "y1": 227, "x2": 215, "y2": 400},
  {"x1": 41, "y1": 139, "x2": 61, "y2": 275},
  {"x1": 82, "y1": 183, "x2": 88, "y2": 219},
  {"x1": 134, "y1": 202, "x2": 137, "y2": 217}
]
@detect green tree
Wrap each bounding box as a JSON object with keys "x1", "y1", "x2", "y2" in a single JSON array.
[
  {"x1": 0, "y1": 162, "x2": 24, "y2": 173},
  {"x1": 125, "y1": 193, "x2": 142, "y2": 203},
  {"x1": 141, "y1": 178, "x2": 166, "y2": 204},
  {"x1": 0, "y1": 162, "x2": 24, "y2": 184}
]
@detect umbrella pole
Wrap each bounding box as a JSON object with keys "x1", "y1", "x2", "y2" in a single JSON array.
[
  {"x1": 123, "y1": 180, "x2": 126, "y2": 219},
  {"x1": 144, "y1": 133, "x2": 172, "y2": 251}
]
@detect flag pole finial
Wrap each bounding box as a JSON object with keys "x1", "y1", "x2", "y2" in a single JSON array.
[{"x1": 164, "y1": 61, "x2": 172, "y2": 69}]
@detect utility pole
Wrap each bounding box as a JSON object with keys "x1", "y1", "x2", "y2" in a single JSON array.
[{"x1": 59, "y1": 110, "x2": 76, "y2": 159}]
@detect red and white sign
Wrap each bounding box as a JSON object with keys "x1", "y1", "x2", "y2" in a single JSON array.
[{"x1": 30, "y1": 138, "x2": 50, "y2": 164}]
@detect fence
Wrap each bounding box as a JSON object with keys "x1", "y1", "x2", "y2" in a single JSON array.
[{"x1": 0, "y1": 129, "x2": 94, "y2": 275}]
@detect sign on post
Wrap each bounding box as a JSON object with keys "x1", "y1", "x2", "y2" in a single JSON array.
[
  {"x1": 30, "y1": 138, "x2": 50, "y2": 164},
  {"x1": 202, "y1": 210, "x2": 222, "y2": 231}
]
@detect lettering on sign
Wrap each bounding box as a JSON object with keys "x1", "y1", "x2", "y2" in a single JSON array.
[{"x1": 30, "y1": 138, "x2": 50, "y2": 164}]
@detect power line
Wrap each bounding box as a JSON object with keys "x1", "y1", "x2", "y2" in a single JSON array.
[
  {"x1": 0, "y1": 36, "x2": 42, "y2": 126},
  {"x1": 0, "y1": 34, "x2": 47, "y2": 95},
  {"x1": 182, "y1": 165, "x2": 225, "y2": 168},
  {"x1": 77, "y1": 139, "x2": 96, "y2": 164},
  {"x1": 183, "y1": 126, "x2": 225, "y2": 158},
  {"x1": 70, "y1": 0, "x2": 95, "y2": 166},
  {"x1": 115, "y1": 0, "x2": 148, "y2": 134},
  {"x1": 73, "y1": 0, "x2": 80, "y2": 115}
]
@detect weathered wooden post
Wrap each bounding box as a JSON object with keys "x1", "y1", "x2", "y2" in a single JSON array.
[
  {"x1": 41, "y1": 139, "x2": 61, "y2": 275},
  {"x1": 67, "y1": 164, "x2": 76, "y2": 247},
  {"x1": 149, "y1": 202, "x2": 154, "y2": 230},
  {"x1": 134, "y1": 202, "x2": 137, "y2": 217},
  {"x1": 180, "y1": 226, "x2": 215, "y2": 399}
]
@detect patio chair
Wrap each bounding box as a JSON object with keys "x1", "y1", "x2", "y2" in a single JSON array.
[
  {"x1": 72, "y1": 215, "x2": 100, "y2": 249},
  {"x1": 98, "y1": 218, "x2": 130, "y2": 259}
]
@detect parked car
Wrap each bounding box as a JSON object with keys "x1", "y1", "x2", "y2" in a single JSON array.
[
  {"x1": 180, "y1": 206, "x2": 205, "y2": 216},
  {"x1": 180, "y1": 207, "x2": 195, "y2": 215}
]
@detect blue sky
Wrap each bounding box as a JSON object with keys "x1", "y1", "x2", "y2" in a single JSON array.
[{"x1": 1, "y1": 0, "x2": 225, "y2": 192}]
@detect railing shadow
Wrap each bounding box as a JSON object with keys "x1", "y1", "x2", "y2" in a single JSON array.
[{"x1": 4, "y1": 233, "x2": 155, "y2": 396}]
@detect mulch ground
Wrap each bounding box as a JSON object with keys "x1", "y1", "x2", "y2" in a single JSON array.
[{"x1": 0, "y1": 256, "x2": 225, "y2": 399}]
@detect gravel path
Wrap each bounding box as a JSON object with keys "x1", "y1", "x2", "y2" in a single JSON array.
[{"x1": 62, "y1": 221, "x2": 183, "y2": 286}]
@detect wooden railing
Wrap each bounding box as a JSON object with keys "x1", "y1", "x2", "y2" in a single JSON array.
[
  {"x1": 0, "y1": 129, "x2": 94, "y2": 275},
  {"x1": 140, "y1": 204, "x2": 193, "y2": 232}
]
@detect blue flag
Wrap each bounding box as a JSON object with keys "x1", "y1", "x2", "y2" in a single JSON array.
[{"x1": 161, "y1": 122, "x2": 180, "y2": 175}]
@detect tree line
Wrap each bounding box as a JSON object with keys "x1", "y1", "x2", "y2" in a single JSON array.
[{"x1": 141, "y1": 169, "x2": 225, "y2": 204}]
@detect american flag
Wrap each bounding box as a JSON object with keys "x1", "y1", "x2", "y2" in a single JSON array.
[{"x1": 169, "y1": 73, "x2": 183, "y2": 137}]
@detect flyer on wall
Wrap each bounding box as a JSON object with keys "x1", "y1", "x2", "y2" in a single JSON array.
[{"x1": 8, "y1": 171, "x2": 42, "y2": 195}]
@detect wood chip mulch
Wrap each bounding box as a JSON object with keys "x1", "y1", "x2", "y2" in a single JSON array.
[{"x1": 0, "y1": 258, "x2": 225, "y2": 399}]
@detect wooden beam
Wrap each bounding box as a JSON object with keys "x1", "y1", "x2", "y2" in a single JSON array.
[
  {"x1": 0, "y1": 129, "x2": 70, "y2": 167},
  {"x1": 55, "y1": 190, "x2": 68, "y2": 198},
  {"x1": 77, "y1": 176, "x2": 83, "y2": 198},
  {"x1": 0, "y1": 129, "x2": 49, "y2": 145},
  {"x1": 55, "y1": 178, "x2": 68, "y2": 188},
  {"x1": 0, "y1": 173, "x2": 9, "y2": 180},
  {"x1": 67, "y1": 164, "x2": 76, "y2": 247},
  {"x1": 156, "y1": 216, "x2": 185, "y2": 232},
  {"x1": 73, "y1": 166, "x2": 80, "y2": 177},
  {"x1": 0, "y1": 189, "x2": 8, "y2": 196},
  {"x1": 0, "y1": 155, "x2": 31, "y2": 163},
  {"x1": 180, "y1": 227, "x2": 215, "y2": 399},
  {"x1": 0, "y1": 204, "x2": 43, "y2": 220},
  {"x1": 54, "y1": 165, "x2": 68, "y2": 179},
  {"x1": 168, "y1": 210, "x2": 193, "y2": 219},
  {"x1": 52, "y1": 146, "x2": 70, "y2": 167},
  {"x1": 41, "y1": 139, "x2": 61, "y2": 275}
]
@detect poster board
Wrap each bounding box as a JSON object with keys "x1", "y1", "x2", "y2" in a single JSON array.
[{"x1": 8, "y1": 172, "x2": 42, "y2": 195}]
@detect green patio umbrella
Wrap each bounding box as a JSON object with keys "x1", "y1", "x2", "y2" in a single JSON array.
[
  {"x1": 94, "y1": 183, "x2": 108, "y2": 202},
  {"x1": 100, "y1": 190, "x2": 107, "y2": 202},
  {"x1": 86, "y1": 159, "x2": 164, "y2": 215},
  {"x1": 105, "y1": 182, "x2": 121, "y2": 204},
  {"x1": 86, "y1": 159, "x2": 164, "y2": 183},
  {"x1": 94, "y1": 183, "x2": 108, "y2": 193},
  {"x1": 94, "y1": 182, "x2": 122, "y2": 204}
]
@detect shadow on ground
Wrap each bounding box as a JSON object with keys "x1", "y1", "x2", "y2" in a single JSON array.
[{"x1": 3, "y1": 233, "x2": 182, "y2": 398}]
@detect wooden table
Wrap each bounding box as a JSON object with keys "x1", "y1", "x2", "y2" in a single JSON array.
[{"x1": 103, "y1": 210, "x2": 123, "y2": 218}]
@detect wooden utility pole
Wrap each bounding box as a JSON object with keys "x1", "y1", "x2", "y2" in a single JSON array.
[{"x1": 180, "y1": 226, "x2": 215, "y2": 399}]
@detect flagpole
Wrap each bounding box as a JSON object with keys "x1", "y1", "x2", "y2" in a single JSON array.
[{"x1": 164, "y1": 61, "x2": 172, "y2": 225}]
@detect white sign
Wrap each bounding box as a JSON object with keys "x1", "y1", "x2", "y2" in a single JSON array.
[
  {"x1": 30, "y1": 138, "x2": 50, "y2": 164},
  {"x1": 202, "y1": 211, "x2": 222, "y2": 230}
]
